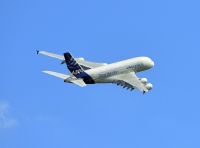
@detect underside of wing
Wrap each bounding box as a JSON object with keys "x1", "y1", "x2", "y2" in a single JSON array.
[
  {"x1": 37, "y1": 50, "x2": 106, "y2": 69},
  {"x1": 111, "y1": 72, "x2": 148, "y2": 93}
]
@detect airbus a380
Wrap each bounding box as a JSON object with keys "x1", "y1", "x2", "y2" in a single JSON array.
[{"x1": 37, "y1": 51, "x2": 154, "y2": 94}]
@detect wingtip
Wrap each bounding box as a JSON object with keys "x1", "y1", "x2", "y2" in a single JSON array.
[
  {"x1": 36, "y1": 50, "x2": 40, "y2": 54},
  {"x1": 42, "y1": 70, "x2": 50, "y2": 73}
]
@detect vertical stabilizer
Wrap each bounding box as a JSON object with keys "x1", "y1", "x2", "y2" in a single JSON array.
[{"x1": 63, "y1": 52, "x2": 84, "y2": 77}]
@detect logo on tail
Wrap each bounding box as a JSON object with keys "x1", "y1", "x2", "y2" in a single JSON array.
[{"x1": 64, "y1": 52, "x2": 84, "y2": 76}]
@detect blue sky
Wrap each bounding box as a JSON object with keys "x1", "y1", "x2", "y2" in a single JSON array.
[{"x1": 1, "y1": 0, "x2": 200, "y2": 147}]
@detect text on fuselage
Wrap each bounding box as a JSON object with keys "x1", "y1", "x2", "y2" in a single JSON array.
[
  {"x1": 99, "y1": 70, "x2": 118, "y2": 78},
  {"x1": 127, "y1": 63, "x2": 144, "y2": 69}
]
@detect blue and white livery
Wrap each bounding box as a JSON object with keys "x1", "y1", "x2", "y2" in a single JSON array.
[{"x1": 37, "y1": 51, "x2": 154, "y2": 94}]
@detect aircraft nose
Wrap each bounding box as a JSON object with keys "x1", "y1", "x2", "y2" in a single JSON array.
[
  {"x1": 150, "y1": 60, "x2": 154, "y2": 67},
  {"x1": 145, "y1": 57, "x2": 154, "y2": 68}
]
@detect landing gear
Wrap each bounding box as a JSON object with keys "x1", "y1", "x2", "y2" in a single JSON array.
[{"x1": 143, "y1": 91, "x2": 146, "y2": 94}]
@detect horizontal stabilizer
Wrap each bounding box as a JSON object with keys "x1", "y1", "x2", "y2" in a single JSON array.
[
  {"x1": 70, "y1": 79, "x2": 86, "y2": 87},
  {"x1": 42, "y1": 71, "x2": 86, "y2": 87},
  {"x1": 42, "y1": 71, "x2": 70, "y2": 79}
]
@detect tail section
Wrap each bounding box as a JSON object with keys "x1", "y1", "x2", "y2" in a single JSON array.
[
  {"x1": 63, "y1": 52, "x2": 84, "y2": 77},
  {"x1": 63, "y1": 52, "x2": 95, "y2": 84}
]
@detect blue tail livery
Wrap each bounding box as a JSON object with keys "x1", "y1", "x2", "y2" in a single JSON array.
[
  {"x1": 63, "y1": 52, "x2": 84, "y2": 76},
  {"x1": 63, "y1": 52, "x2": 95, "y2": 84}
]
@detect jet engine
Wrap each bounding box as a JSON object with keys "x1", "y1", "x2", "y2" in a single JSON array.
[
  {"x1": 77, "y1": 57, "x2": 84, "y2": 60},
  {"x1": 139, "y1": 78, "x2": 148, "y2": 84},
  {"x1": 144, "y1": 83, "x2": 153, "y2": 90}
]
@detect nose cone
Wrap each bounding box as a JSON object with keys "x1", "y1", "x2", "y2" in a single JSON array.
[
  {"x1": 146, "y1": 57, "x2": 154, "y2": 68},
  {"x1": 144, "y1": 57, "x2": 154, "y2": 68},
  {"x1": 151, "y1": 60, "x2": 154, "y2": 67}
]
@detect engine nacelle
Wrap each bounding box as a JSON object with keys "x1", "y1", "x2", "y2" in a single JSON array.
[
  {"x1": 77, "y1": 57, "x2": 84, "y2": 60},
  {"x1": 145, "y1": 83, "x2": 153, "y2": 90},
  {"x1": 139, "y1": 78, "x2": 148, "y2": 84}
]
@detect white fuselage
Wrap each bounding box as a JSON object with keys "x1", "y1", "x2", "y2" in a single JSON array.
[{"x1": 84, "y1": 57, "x2": 154, "y2": 83}]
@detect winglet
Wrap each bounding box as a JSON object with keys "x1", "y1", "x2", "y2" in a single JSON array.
[{"x1": 36, "y1": 50, "x2": 40, "y2": 54}]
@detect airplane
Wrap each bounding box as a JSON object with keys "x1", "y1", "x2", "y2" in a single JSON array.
[{"x1": 37, "y1": 51, "x2": 154, "y2": 94}]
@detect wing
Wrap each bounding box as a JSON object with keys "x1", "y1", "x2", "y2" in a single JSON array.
[
  {"x1": 37, "y1": 50, "x2": 106, "y2": 69},
  {"x1": 37, "y1": 51, "x2": 64, "y2": 60},
  {"x1": 42, "y1": 70, "x2": 86, "y2": 87},
  {"x1": 111, "y1": 72, "x2": 148, "y2": 93},
  {"x1": 75, "y1": 58, "x2": 107, "y2": 69}
]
